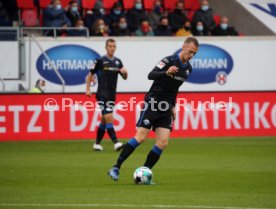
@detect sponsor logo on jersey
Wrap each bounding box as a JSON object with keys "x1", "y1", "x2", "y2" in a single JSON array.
[
  {"x1": 156, "y1": 61, "x2": 166, "y2": 69},
  {"x1": 36, "y1": 45, "x2": 100, "y2": 85},
  {"x1": 174, "y1": 44, "x2": 233, "y2": 84}
]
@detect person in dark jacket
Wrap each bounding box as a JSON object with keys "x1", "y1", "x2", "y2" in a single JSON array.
[
  {"x1": 168, "y1": 1, "x2": 188, "y2": 33},
  {"x1": 65, "y1": 0, "x2": 81, "y2": 26},
  {"x1": 126, "y1": 0, "x2": 148, "y2": 32},
  {"x1": 192, "y1": 0, "x2": 216, "y2": 33},
  {"x1": 43, "y1": 0, "x2": 71, "y2": 28},
  {"x1": 107, "y1": 2, "x2": 125, "y2": 31},
  {"x1": 192, "y1": 21, "x2": 209, "y2": 36},
  {"x1": 154, "y1": 16, "x2": 173, "y2": 36},
  {"x1": 212, "y1": 16, "x2": 239, "y2": 36},
  {"x1": 111, "y1": 17, "x2": 131, "y2": 36}
]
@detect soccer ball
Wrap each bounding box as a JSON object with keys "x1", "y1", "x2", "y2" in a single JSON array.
[{"x1": 133, "y1": 166, "x2": 153, "y2": 185}]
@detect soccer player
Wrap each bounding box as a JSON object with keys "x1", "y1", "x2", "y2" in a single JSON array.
[
  {"x1": 86, "y1": 38, "x2": 128, "y2": 151},
  {"x1": 108, "y1": 37, "x2": 199, "y2": 181}
]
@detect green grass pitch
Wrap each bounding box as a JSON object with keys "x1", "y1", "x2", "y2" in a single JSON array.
[{"x1": 0, "y1": 137, "x2": 276, "y2": 209}]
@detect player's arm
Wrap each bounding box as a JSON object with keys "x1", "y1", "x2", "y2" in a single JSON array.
[
  {"x1": 119, "y1": 67, "x2": 128, "y2": 80},
  {"x1": 148, "y1": 58, "x2": 178, "y2": 80},
  {"x1": 85, "y1": 72, "x2": 93, "y2": 97}
]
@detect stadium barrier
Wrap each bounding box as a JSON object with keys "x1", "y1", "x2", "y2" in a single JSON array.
[{"x1": 0, "y1": 92, "x2": 275, "y2": 141}]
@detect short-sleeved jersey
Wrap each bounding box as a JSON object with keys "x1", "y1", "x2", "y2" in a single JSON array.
[
  {"x1": 90, "y1": 56, "x2": 123, "y2": 101},
  {"x1": 145, "y1": 54, "x2": 192, "y2": 107}
]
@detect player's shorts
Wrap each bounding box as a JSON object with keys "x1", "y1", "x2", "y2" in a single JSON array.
[
  {"x1": 96, "y1": 99, "x2": 115, "y2": 115},
  {"x1": 136, "y1": 101, "x2": 173, "y2": 131}
]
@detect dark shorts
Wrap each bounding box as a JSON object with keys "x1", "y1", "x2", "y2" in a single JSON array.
[
  {"x1": 97, "y1": 99, "x2": 115, "y2": 115},
  {"x1": 136, "y1": 103, "x2": 173, "y2": 131}
]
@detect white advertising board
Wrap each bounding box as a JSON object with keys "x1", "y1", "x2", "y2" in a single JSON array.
[
  {"x1": 25, "y1": 37, "x2": 276, "y2": 92},
  {"x1": 0, "y1": 42, "x2": 19, "y2": 79}
]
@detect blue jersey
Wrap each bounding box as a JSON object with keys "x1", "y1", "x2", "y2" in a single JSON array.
[
  {"x1": 146, "y1": 54, "x2": 192, "y2": 107},
  {"x1": 91, "y1": 56, "x2": 123, "y2": 101}
]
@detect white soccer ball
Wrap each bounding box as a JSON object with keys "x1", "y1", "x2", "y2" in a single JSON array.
[{"x1": 133, "y1": 166, "x2": 153, "y2": 185}]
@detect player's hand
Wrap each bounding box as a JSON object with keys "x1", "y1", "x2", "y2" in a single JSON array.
[
  {"x1": 119, "y1": 68, "x2": 128, "y2": 79},
  {"x1": 171, "y1": 107, "x2": 176, "y2": 121},
  {"x1": 166, "y1": 66, "x2": 178, "y2": 78},
  {"x1": 85, "y1": 89, "x2": 92, "y2": 97}
]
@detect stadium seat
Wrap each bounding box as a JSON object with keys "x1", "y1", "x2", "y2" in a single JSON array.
[
  {"x1": 163, "y1": 0, "x2": 178, "y2": 11},
  {"x1": 39, "y1": 0, "x2": 52, "y2": 8},
  {"x1": 187, "y1": 10, "x2": 195, "y2": 21},
  {"x1": 121, "y1": 0, "x2": 135, "y2": 10},
  {"x1": 82, "y1": 0, "x2": 96, "y2": 9},
  {"x1": 21, "y1": 8, "x2": 38, "y2": 26},
  {"x1": 144, "y1": 0, "x2": 156, "y2": 10},
  {"x1": 16, "y1": 0, "x2": 36, "y2": 9},
  {"x1": 213, "y1": 15, "x2": 221, "y2": 25},
  {"x1": 102, "y1": 0, "x2": 118, "y2": 10},
  {"x1": 184, "y1": 0, "x2": 200, "y2": 10},
  {"x1": 61, "y1": 0, "x2": 71, "y2": 8}
]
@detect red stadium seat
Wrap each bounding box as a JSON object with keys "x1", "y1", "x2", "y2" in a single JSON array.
[
  {"x1": 184, "y1": 0, "x2": 200, "y2": 10},
  {"x1": 187, "y1": 10, "x2": 195, "y2": 21},
  {"x1": 82, "y1": 0, "x2": 96, "y2": 9},
  {"x1": 102, "y1": 0, "x2": 118, "y2": 9},
  {"x1": 163, "y1": 0, "x2": 178, "y2": 11},
  {"x1": 60, "y1": 0, "x2": 71, "y2": 8},
  {"x1": 21, "y1": 8, "x2": 38, "y2": 26},
  {"x1": 213, "y1": 15, "x2": 221, "y2": 25},
  {"x1": 16, "y1": 0, "x2": 36, "y2": 9},
  {"x1": 144, "y1": 0, "x2": 156, "y2": 10},
  {"x1": 121, "y1": 0, "x2": 135, "y2": 10},
  {"x1": 39, "y1": 0, "x2": 52, "y2": 8}
]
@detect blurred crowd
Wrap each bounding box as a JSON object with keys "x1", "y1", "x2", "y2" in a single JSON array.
[{"x1": 2, "y1": 0, "x2": 239, "y2": 37}]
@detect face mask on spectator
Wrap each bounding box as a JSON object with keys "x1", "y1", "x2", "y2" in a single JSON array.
[
  {"x1": 135, "y1": 3, "x2": 142, "y2": 10},
  {"x1": 71, "y1": 6, "x2": 78, "y2": 12},
  {"x1": 184, "y1": 26, "x2": 191, "y2": 31},
  {"x1": 119, "y1": 23, "x2": 127, "y2": 29},
  {"x1": 201, "y1": 5, "x2": 209, "y2": 11},
  {"x1": 114, "y1": 9, "x2": 121, "y2": 15},
  {"x1": 220, "y1": 23, "x2": 228, "y2": 30},
  {"x1": 56, "y1": 4, "x2": 62, "y2": 10},
  {"x1": 196, "y1": 25, "x2": 204, "y2": 31},
  {"x1": 100, "y1": 8, "x2": 105, "y2": 15},
  {"x1": 99, "y1": 24, "x2": 105, "y2": 31},
  {"x1": 141, "y1": 25, "x2": 150, "y2": 33}
]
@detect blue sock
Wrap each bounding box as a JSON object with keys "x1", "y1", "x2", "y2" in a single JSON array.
[
  {"x1": 128, "y1": 137, "x2": 140, "y2": 148},
  {"x1": 144, "y1": 145, "x2": 163, "y2": 169},
  {"x1": 96, "y1": 123, "x2": 106, "y2": 144}
]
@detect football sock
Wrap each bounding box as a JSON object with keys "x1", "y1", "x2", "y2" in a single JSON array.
[
  {"x1": 143, "y1": 145, "x2": 163, "y2": 169},
  {"x1": 106, "y1": 123, "x2": 118, "y2": 144},
  {"x1": 95, "y1": 123, "x2": 106, "y2": 144},
  {"x1": 114, "y1": 138, "x2": 140, "y2": 169}
]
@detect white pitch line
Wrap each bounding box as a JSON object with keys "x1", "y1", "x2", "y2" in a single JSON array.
[{"x1": 0, "y1": 203, "x2": 275, "y2": 209}]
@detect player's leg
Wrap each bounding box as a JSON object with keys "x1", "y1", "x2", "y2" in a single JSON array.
[
  {"x1": 108, "y1": 127, "x2": 150, "y2": 181},
  {"x1": 93, "y1": 116, "x2": 106, "y2": 151},
  {"x1": 143, "y1": 127, "x2": 170, "y2": 169},
  {"x1": 103, "y1": 112, "x2": 124, "y2": 151}
]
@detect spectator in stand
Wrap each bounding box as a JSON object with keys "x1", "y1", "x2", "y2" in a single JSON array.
[
  {"x1": 135, "y1": 20, "x2": 154, "y2": 36},
  {"x1": 29, "y1": 79, "x2": 46, "y2": 94},
  {"x1": 168, "y1": 1, "x2": 188, "y2": 33},
  {"x1": 126, "y1": 0, "x2": 148, "y2": 33},
  {"x1": 107, "y1": 2, "x2": 125, "y2": 32},
  {"x1": 91, "y1": 18, "x2": 109, "y2": 36},
  {"x1": 111, "y1": 17, "x2": 131, "y2": 36},
  {"x1": 212, "y1": 16, "x2": 239, "y2": 36},
  {"x1": 65, "y1": 0, "x2": 81, "y2": 26},
  {"x1": 154, "y1": 16, "x2": 172, "y2": 36},
  {"x1": 176, "y1": 20, "x2": 193, "y2": 36},
  {"x1": 192, "y1": 20, "x2": 209, "y2": 36},
  {"x1": 43, "y1": 0, "x2": 71, "y2": 30},
  {"x1": 84, "y1": 7, "x2": 109, "y2": 32},
  {"x1": 148, "y1": 0, "x2": 164, "y2": 30},
  {"x1": 192, "y1": 0, "x2": 216, "y2": 33},
  {"x1": 68, "y1": 19, "x2": 87, "y2": 36}
]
